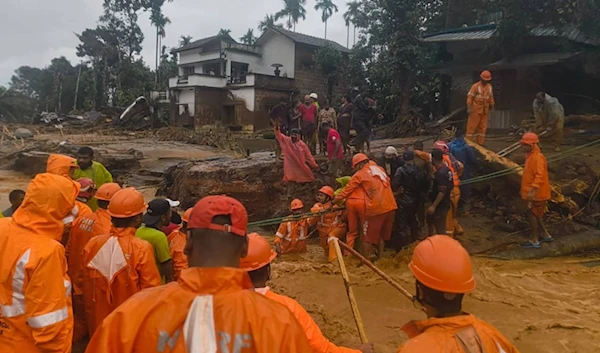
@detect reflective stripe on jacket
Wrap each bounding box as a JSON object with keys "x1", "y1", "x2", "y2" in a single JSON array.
[
  {"x1": 274, "y1": 217, "x2": 311, "y2": 254},
  {"x1": 0, "y1": 173, "x2": 79, "y2": 353},
  {"x1": 467, "y1": 82, "x2": 495, "y2": 115},
  {"x1": 82, "y1": 227, "x2": 161, "y2": 336},
  {"x1": 85, "y1": 268, "x2": 312, "y2": 353}
]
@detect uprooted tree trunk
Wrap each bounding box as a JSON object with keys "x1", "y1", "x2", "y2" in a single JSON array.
[{"x1": 466, "y1": 140, "x2": 579, "y2": 214}]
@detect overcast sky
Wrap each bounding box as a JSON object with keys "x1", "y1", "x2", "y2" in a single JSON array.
[{"x1": 0, "y1": 0, "x2": 352, "y2": 86}]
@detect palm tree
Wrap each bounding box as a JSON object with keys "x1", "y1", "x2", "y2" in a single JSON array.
[
  {"x1": 345, "y1": 1, "x2": 361, "y2": 46},
  {"x1": 343, "y1": 5, "x2": 351, "y2": 47},
  {"x1": 179, "y1": 35, "x2": 193, "y2": 46},
  {"x1": 218, "y1": 28, "x2": 232, "y2": 36},
  {"x1": 315, "y1": 0, "x2": 338, "y2": 39},
  {"x1": 240, "y1": 29, "x2": 257, "y2": 45},
  {"x1": 275, "y1": 0, "x2": 307, "y2": 32},
  {"x1": 258, "y1": 14, "x2": 284, "y2": 33},
  {"x1": 150, "y1": 10, "x2": 171, "y2": 85}
]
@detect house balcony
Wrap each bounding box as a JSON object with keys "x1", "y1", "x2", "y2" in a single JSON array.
[{"x1": 169, "y1": 73, "x2": 228, "y2": 89}]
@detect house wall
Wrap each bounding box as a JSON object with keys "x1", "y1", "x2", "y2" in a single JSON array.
[
  {"x1": 178, "y1": 88, "x2": 196, "y2": 115},
  {"x1": 231, "y1": 87, "x2": 255, "y2": 111},
  {"x1": 294, "y1": 43, "x2": 349, "y2": 105},
  {"x1": 194, "y1": 88, "x2": 228, "y2": 130},
  {"x1": 179, "y1": 50, "x2": 221, "y2": 66},
  {"x1": 257, "y1": 34, "x2": 295, "y2": 78}
]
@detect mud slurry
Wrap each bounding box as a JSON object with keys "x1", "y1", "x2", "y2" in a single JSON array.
[{"x1": 269, "y1": 239, "x2": 600, "y2": 353}]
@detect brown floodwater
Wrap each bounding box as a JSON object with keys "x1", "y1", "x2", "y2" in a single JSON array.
[{"x1": 269, "y1": 239, "x2": 600, "y2": 353}]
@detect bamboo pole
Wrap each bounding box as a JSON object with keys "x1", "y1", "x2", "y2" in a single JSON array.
[
  {"x1": 337, "y1": 241, "x2": 426, "y2": 312},
  {"x1": 332, "y1": 238, "x2": 369, "y2": 343}
]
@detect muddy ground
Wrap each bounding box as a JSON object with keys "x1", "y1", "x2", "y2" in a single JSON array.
[{"x1": 2, "y1": 128, "x2": 600, "y2": 352}]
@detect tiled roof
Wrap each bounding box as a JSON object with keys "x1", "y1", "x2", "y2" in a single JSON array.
[
  {"x1": 272, "y1": 28, "x2": 350, "y2": 53},
  {"x1": 423, "y1": 24, "x2": 599, "y2": 46},
  {"x1": 173, "y1": 34, "x2": 236, "y2": 53}
]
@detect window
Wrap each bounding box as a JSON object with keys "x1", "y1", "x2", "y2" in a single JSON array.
[{"x1": 183, "y1": 66, "x2": 195, "y2": 75}]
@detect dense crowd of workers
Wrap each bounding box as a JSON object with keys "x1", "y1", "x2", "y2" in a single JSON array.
[{"x1": 0, "y1": 81, "x2": 553, "y2": 351}]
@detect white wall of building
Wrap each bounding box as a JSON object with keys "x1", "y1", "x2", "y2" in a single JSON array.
[
  {"x1": 231, "y1": 87, "x2": 255, "y2": 111},
  {"x1": 255, "y1": 32, "x2": 296, "y2": 78},
  {"x1": 178, "y1": 88, "x2": 196, "y2": 115},
  {"x1": 179, "y1": 50, "x2": 220, "y2": 65}
]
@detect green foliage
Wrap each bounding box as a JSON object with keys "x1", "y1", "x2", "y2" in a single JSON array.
[
  {"x1": 179, "y1": 35, "x2": 193, "y2": 46},
  {"x1": 314, "y1": 45, "x2": 343, "y2": 102},
  {"x1": 218, "y1": 29, "x2": 232, "y2": 36},
  {"x1": 275, "y1": 0, "x2": 307, "y2": 31},
  {"x1": 0, "y1": 87, "x2": 35, "y2": 123},
  {"x1": 258, "y1": 14, "x2": 284, "y2": 33},
  {"x1": 240, "y1": 29, "x2": 257, "y2": 45}
]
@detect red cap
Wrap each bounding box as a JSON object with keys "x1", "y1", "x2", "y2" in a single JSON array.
[{"x1": 188, "y1": 195, "x2": 248, "y2": 236}]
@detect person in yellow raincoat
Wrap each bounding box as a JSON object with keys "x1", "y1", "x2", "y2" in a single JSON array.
[
  {"x1": 310, "y1": 186, "x2": 347, "y2": 261},
  {"x1": 73, "y1": 146, "x2": 113, "y2": 211},
  {"x1": 0, "y1": 173, "x2": 80, "y2": 353}
]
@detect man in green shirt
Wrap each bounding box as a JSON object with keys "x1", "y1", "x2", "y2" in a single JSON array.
[
  {"x1": 135, "y1": 199, "x2": 175, "y2": 283},
  {"x1": 73, "y1": 146, "x2": 113, "y2": 211}
]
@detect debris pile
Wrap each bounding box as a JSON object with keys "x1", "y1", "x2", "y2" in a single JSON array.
[{"x1": 116, "y1": 97, "x2": 153, "y2": 130}]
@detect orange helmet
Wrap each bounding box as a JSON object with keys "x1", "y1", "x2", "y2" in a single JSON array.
[
  {"x1": 480, "y1": 70, "x2": 492, "y2": 81},
  {"x1": 520, "y1": 132, "x2": 539, "y2": 146},
  {"x1": 318, "y1": 186, "x2": 335, "y2": 199},
  {"x1": 290, "y1": 199, "x2": 304, "y2": 210},
  {"x1": 107, "y1": 187, "x2": 147, "y2": 218},
  {"x1": 77, "y1": 178, "x2": 96, "y2": 199},
  {"x1": 239, "y1": 233, "x2": 277, "y2": 272},
  {"x1": 352, "y1": 153, "x2": 369, "y2": 168},
  {"x1": 95, "y1": 183, "x2": 122, "y2": 201},
  {"x1": 182, "y1": 207, "x2": 193, "y2": 223},
  {"x1": 408, "y1": 235, "x2": 475, "y2": 294}
]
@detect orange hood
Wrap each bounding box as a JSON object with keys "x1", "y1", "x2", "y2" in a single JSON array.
[
  {"x1": 12, "y1": 173, "x2": 80, "y2": 241},
  {"x1": 46, "y1": 154, "x2": 77, "y2": 177}
]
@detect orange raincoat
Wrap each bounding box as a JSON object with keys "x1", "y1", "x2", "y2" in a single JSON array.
[
  {"x1": 0, "y1": 173, "x2": 79, "y2": 353},
  {"x1": 274, "y1": 217, "x2": 311, "y2": 254},
  {"x1": 521, "y1": 144, "x2": 551, "y2": 201},
  {"x1": 46, "y1": 154, "x2": 76, "y2": 177},
  {"x1": 397, "y1": 314, "x2": 519, "y2": 353},
  {"x1": 466, "y1": 82, "x2": 495, "y2": 145},
  {"x1": 85, "y1": 267, "x2": 312, "y2": 352},
  {"x1": 256, "y1": 287, "x2": 360, "y2": 353},
  {"x1": 67, "y1": 207, "x2": 112, "y2": 341},
  {"x1": 442, "y1": 154, "x2": 463, "y2": 236},
  {"x1": 167, "y1": 228, "x2": 189, "y2": 281},
  {"x1": 81, "y1": 226, "x2": 161, "y2": 336},
  {"x1": 310, "y1": 202, "x2": 347, "y2": 260}
]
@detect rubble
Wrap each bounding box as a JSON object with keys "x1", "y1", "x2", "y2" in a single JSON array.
[{"x1": 117, "y1": 97, "x2": 153, "y2": 130}]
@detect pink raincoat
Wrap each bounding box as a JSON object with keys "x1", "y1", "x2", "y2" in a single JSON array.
[{"x1": 276, "y1": 128, "x2": 318, "y2": 182}]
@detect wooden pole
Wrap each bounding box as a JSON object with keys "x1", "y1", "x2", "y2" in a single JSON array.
[
  {"x1": 332, "y1": 238, "x2": 369, "y2": 343},
  {"x1": 337, "y1": 240, "x2": 425, "y2": 312}
]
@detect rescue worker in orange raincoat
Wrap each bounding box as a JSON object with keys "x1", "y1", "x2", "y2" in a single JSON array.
[
  {"x1": 0, "y1": 173, "x2": 80, "y2": 353},
  {"x1": 310, "y1": 186, "x2": 348, "y2": 261},
  {"x1": 519, "y1": 132, "x2": 553, "y2": 249},
  {"x1": 274, "y1": 199, "x2": 311, "y2": 255},
  {"x1": 81, "y1": 187, "x2": 161, "y2": 337},
  {"x1": 334, "y1": 158, "x2": 367, "y2": 253},
  {"x1": 166, "y1": 207, "x2": 191, "y2": 280},
  {"x1": 85, "y1": 195, "x2": 312, "y2": 353},
  {"x1": 397, "y1": 235, "x2": 520, "y2": 353},
  {"x1": 241, "y1": 233, "x2": 374, "y2": 353},
  {"x1": 466, "y1": 70, "x2": 495, "y2": 145},
  {"x1": 46, "y1": 154, "x2": 93, "y2": 238},
  {"x1": 67, "y1": 182, "x2": 121, "y2": 342},
  {"x1": 334, "y1": 153, "x2": 397, "y2": 259},
  {"x1": 433, "y1": 141, "x2": 464, "y2": 237}
]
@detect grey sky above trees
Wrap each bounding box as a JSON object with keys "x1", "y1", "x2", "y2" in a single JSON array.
[{"x1": 0, "y1": 0, "x2": 350, "y2": 84}]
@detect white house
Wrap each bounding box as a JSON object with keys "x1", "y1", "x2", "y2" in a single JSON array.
[{"x1": 168, "y1": 28, "x2": 349, "y2": 131}]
